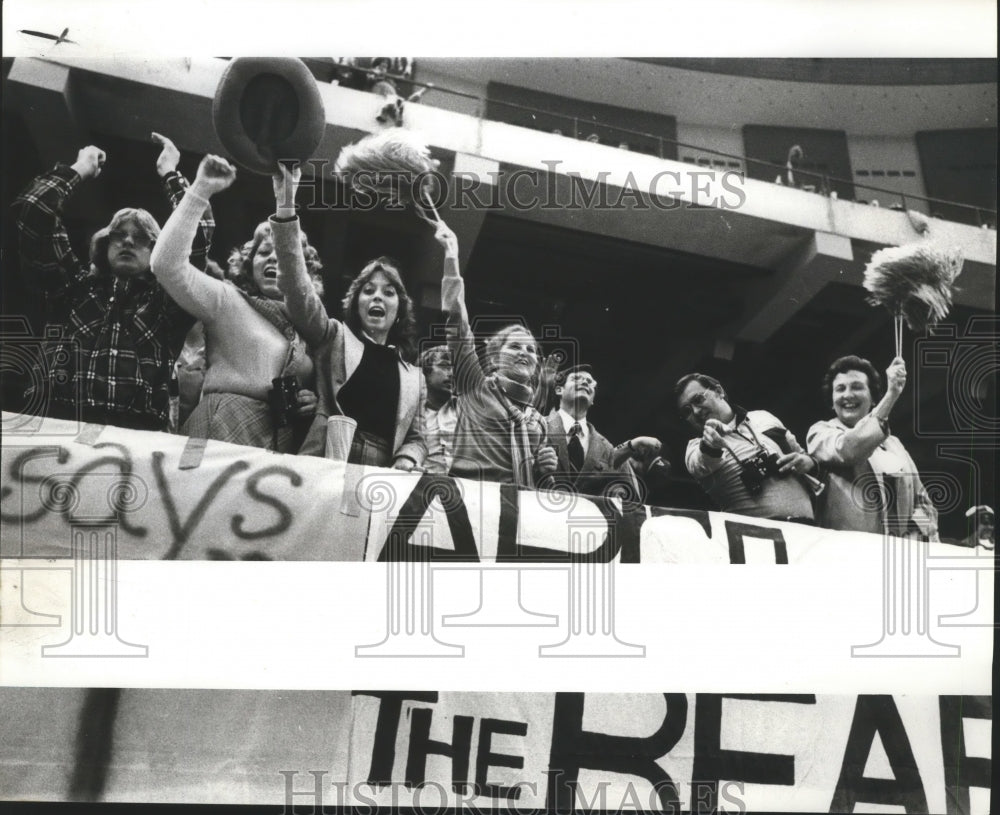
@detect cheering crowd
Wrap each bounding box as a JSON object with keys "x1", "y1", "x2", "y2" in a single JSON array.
[{"x1": 9, "y1": 136, "x2": 991, "y2": 547}]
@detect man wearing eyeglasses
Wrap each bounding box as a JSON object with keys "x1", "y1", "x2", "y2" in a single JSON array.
[
  {"x1": 675, "y1": 373, "x2": 820, "y2": 524},
  {"x1": 12, "y1": 134, "x2": 213, "y2": 431}
]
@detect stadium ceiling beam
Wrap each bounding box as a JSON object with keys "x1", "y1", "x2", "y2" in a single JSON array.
[
  {"x1": 5, "y1": 59, "x2": 86, "y2": 173},
  {"x1": 733, "y1": 231, "x2": 855, "y2": 344},
  {"x1": 6, "y1": 56, "x2": 994, "y2": 299}
]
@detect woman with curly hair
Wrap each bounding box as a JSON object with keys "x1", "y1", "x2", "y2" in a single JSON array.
[
  {"x1": 273, "y1": 164, "x2": 426, "y2": 469},
  {"x1": 807, "y1": 355, "x2": 938, "y2": 540},
  {"x1": 150, "y1": 155, "x2": 318, "y2": 452}
]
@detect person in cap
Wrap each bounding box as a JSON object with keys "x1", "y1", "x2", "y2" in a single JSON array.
[
  {"x1": 419, "y1": 344, "x2": 459, "y2": 475},
  {"x1": 11, "y1": 133, "x2": 214, "y2": 431},
  {"x1": 546, "y1": 364, "x2": 662, "y2": 496},
  {"x1": 151, "y1": 157, "x2": 321, "y2": 453},
  {"x1": 677, "y1": 372, "x2": 821, "y2": 524}
]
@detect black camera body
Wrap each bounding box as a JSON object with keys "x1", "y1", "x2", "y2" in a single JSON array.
[
  {"x1": 738, "y1": 450, "x2": 781, "y2": 494},
  {"x1": 267, "y1": 375, "x2": 300, "y2": 429}
]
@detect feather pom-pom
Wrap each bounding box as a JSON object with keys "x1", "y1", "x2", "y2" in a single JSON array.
[
  {"x1": 334, "y1": 128, "x2": 440, "y2": 218},
  {"x1": 862, "y1": 243, "x2": 963, "y2": 331}
]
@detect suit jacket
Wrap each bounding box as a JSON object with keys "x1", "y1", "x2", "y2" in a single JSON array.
[
  {"x1": 272, "y1": 218, "x2": 426, "y2": 464},
  {"x1": 546, "y1": 410, "x2": 632, "y2": 495}
]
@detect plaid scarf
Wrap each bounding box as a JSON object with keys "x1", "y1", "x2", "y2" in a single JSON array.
[
  {"x1": 487, "y1": 373, "x2": 541, "y2": 489},
  {"x1": 239, "y1": 292, "x2": 303, "y2": 375}
]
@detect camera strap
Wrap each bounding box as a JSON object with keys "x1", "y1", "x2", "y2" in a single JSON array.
[
  {"x1": 242, "y1": 294, "x2": 305, "y2": 450},
  {"x1": 718, "y1": 419, "x2": 768, "y2": 467}
]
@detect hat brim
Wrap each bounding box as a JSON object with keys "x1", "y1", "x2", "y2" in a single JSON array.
[{"x1": 212, "y1": 57, "x2": 326, "y2": 175}]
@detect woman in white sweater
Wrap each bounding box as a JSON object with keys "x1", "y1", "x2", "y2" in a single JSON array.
[{"x1": 150, "y1": 155, "x2": 317, "y2": 452}]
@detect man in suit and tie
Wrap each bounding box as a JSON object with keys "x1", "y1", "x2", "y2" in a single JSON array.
[{"x1": 546, "y1": 364, "x2": 662, "y2": 497}]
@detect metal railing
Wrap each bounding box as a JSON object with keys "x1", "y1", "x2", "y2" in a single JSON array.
[{"x1": 341, "y1": 63, "x2": 998, "y2": 229}]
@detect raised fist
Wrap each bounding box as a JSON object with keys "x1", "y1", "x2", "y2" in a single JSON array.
[
  {"x1": 194, "y1": 155, "x2": 237, "y2": 196},
  {"x1": 701, "y1": 419, "x2": 726, "y2": 451},
  {"x1": 885, "y1": 356, "x2": 907, "y2": 395},
  {"x1": 71, "y1": 146, "x2": 106, "y2": 180},
  {"x1": 433, "y1": 221, "x2": 458, "y2": 257},
  {"x1": 534, "y1": 444, "x2": 558, "y2": 475}
]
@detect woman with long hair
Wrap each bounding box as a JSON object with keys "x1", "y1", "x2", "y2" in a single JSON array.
[
  {"x1": 150, "y1": 155, "x2": 318, "y2": 452},
  {"x1": 273, "y1": 165, "x2": 426, "y2": 469}
]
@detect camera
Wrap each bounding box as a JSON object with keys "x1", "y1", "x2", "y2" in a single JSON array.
[
  {"x1": 738, "y1": 450, "x2": 781, "y2": 495},
  {"x1": 913, "y1": 317, "x2": 998, "y2": 445},
  {"x1": 0, "y1": 317, "x2": 80, "y2": 436},
  {"x1": 267, "y1": 375, "x2": 301, "y2": 429}
]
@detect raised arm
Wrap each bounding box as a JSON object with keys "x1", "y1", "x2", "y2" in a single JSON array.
[
  {"x1": 272, "y1": 164, "x2": 335, "y2": 348},
  {"x1": 150, "y1": 155, "x2": 236, "y2": 322},
  {"x1": 11, "y1": 146, "x2": 102, "y2": 290},
  {"x1": 153, "y1": 132, "x2": 215, "y2": 271},
  {"x1": 434, "y1": 221, "x2": 486, "y2": 395},
  {"x1": 808, "y1": 358, "x2": 907, "y2": 466}
]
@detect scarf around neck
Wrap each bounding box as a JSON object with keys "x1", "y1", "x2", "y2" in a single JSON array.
[
  {"x1": 239, "y1": 291, "x2": 303, "y2": 375},
  {"x1": 487, "y1": 373, "x2": 539, "y2": 488},
  {"x1": 490, "y1": 372, "x2": 535, "y2": 408}
]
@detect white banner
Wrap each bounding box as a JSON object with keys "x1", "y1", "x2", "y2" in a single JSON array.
[{"x1": 0, "y1": 688, "x2": 991, "y2": 813}]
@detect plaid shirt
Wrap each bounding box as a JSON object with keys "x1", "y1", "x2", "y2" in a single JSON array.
[{"x1": 12, "y1": 164, "x2": 214, "y2": 429}]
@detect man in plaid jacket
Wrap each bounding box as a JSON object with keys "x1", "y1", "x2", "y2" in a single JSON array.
[{"x1": 12, "y1": 134, "x2": 214, "y2": 431}]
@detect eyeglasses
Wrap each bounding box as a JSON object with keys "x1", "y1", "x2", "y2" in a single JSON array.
[
  {"x1": 108, "y1": 229, "x2": 153, "y2": 248},
  {"x1": 678, "y1": 390, "x2": 711, "y2": 419}
]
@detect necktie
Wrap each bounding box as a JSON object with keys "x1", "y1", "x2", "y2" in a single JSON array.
[{"x1": 568, "y1": 422, "x2": 584, "y2": 471}]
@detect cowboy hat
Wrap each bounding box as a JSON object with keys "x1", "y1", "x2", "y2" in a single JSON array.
[{"x1": 212, "y1": 57, "x2": 326, "y2": 174}]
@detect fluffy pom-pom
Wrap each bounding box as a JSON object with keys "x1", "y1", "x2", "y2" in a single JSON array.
[
  {"x1": 862, "y1": 243, "x2": 963, "y2": 331},
  {"x1": 334, "y1": 128, "x2": 440, "y2": 206}
]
